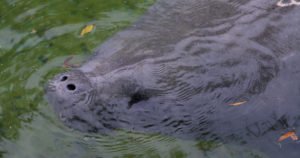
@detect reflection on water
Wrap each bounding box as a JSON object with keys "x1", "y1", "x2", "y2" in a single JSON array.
[{"x1": 1, "y1": 0, "x2": 300, "y2": 158}]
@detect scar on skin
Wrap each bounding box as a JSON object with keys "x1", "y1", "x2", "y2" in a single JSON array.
[{"x1": 277, "y1": 0, "x2": 300, "y2": 7}]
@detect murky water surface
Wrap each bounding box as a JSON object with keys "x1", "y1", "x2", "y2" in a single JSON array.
[{"x1": 1, "y1": 0, "x2": 300, "y2": 158}]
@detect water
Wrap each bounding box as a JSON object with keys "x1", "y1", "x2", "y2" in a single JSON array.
[{"x1": 1, "y1": 0, "x2": 300, "y2": 158}]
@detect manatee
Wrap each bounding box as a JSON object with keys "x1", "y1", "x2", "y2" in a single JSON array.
[{"x1": 46, "y1": 0, "x2": 300, "y2": 153}]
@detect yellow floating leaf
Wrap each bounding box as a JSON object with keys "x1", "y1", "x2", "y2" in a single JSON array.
[
  {"x1": 278, "y1": 131, "x2": 298, "y2": 142},
  {"x1": 31, "y1": 29, "x2": 37, "y2": 34},
  {"x1": 80, "y1": 24, "x2": 95, "y2": 36},
  {"x1": 229, "y1": 101, "x2": 247, "y2": 106}
]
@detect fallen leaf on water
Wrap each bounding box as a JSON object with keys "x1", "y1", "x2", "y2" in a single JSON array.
[
  {"x1": 80, "y1": 24, "x2": 95, "y2": 36},
  {"x1": 63, "y1": 56, "x2": 80, "y2": 68},
  {"x1": 229, "y1": 101, "x2": 247, "y2": 106},
  {"x1": 278, "y1": 131, "x2": 298, "y2": 142},
  {"x1": 31, "y1": 29, "x2": 37, "y2": 34},
  {"x1": 290, "y1": 134, "x2": 298, "y2": 141}
]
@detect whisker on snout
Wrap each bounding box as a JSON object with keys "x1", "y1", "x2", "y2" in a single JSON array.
[{"x1": 47, "y1": 82, "x2": 56, "y2": 91}]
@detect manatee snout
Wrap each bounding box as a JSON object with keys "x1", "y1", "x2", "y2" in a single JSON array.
[{"x1": 46, "y1": 70, "x2": 96, "y2": 112}]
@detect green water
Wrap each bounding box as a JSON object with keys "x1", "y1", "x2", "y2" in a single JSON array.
[{"x1": 0, "y1": 1, "x2": 267, "y2": 157}]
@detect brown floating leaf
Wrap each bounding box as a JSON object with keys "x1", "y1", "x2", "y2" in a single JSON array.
[
  {"x1": 80, "y1": 24, "x2": 95, "y2": 36},
  {"x1": 278, "y1": 131, "x2": 298, "y2": 142},
  {"x1": 63, "y1": 56, "x2": 80, "y2": 68},
  {"x1": 291, "y1": 134, "x2": 299, "y2": 141},
  {"x1": 229, "y1": 101, "x2": 247, "y2": 106}
]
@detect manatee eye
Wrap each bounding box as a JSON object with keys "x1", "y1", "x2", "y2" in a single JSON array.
[
  {"x1": 61, "y1": 76, "x2": 68, "y2": 81},
  {"x1": 67, "y1": 84, "x2": 76, "y2": 91}
]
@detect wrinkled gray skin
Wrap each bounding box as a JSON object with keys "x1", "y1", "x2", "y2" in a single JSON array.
[{"x1": 47, "y1": 0, "x2": 300, "y2": 156}]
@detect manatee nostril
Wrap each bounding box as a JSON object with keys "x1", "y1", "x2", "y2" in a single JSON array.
[
  {"x1": 67, "y1": 84, "x2": 76, "y2": 91},
  {"x1": 61, "y1": 76, "x2": 68, "y2": 82}
]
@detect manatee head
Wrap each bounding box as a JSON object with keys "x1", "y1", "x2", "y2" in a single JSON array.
[{"x1": 46, "y1": 70, "x2": 96, "y2": 118}]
